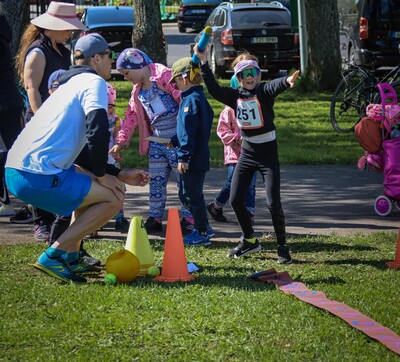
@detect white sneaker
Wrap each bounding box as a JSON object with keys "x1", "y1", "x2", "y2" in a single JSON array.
[{"x1": 0, "y1": 203, "x2": 15, "y2": 216}]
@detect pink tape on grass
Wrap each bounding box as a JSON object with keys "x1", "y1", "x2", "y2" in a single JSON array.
[{"x1": 248, "y1": 268, "x2": 400, "y2": 355}]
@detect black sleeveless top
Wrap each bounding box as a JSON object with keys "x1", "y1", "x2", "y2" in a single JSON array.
[{"x1": 25, "y1": 33, "x2": 71, "y2": 121}]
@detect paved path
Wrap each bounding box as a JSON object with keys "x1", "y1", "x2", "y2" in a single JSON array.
[{"x1": 1, "y1": 165, "x2": 399, "y2": 245}]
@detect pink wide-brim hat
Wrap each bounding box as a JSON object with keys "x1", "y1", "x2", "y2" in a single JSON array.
[{"x1": 30, "y1": 1, "x2": 86, "y2": 31}]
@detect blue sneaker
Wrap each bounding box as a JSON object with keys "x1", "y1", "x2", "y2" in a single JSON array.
[
  {"x1": 184, "y1": 229, "x2": 211, "y2": 247},
  {"x1": 34, "y1": 251, "x2": 87, "y2": 283},
  {"x1": 207, "y1": 226, "x2": 215, "y2": 238}
]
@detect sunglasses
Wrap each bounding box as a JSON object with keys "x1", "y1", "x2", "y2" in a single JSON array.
[
  {"x1": 98, "y1": 50, "x2": 115, "y2": 60},
  {"x1": 237, "y1": 68, "x2": 260, "y2": 79}
]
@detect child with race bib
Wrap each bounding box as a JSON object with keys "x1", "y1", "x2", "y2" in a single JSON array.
[{"x1": 195, "y1": 48, "x2": 299, "y2": 262}]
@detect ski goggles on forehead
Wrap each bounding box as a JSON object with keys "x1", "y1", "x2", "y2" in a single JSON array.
[{"x1": 236, "y1": 68, "x2": 260, "y2": 79}]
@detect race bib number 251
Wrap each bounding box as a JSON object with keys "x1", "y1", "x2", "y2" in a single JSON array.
[{"x1": 236, "y1": 97, "x2": 264, "y2": 129}]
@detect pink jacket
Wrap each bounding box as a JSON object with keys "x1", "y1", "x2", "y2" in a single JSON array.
[
  {"x1": 217, "y1": 106, "x2": 242, "y2": 165},
  {"x1": 115, "y1": 63, "x2": 181, "y2": 156}
]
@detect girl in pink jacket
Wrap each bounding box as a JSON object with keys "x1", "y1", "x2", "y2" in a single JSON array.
[{"x1": 111, "y1": 48, "x2": 193, "y2": 234}]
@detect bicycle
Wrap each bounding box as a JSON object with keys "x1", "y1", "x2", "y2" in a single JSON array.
[{"x1": 330, "y1": 46, "x2": 400, "y2": 133}]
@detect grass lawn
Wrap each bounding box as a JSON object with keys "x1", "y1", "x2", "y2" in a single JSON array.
[
  {"x1": 110, "y1": 80, "x2": 361, "y2": 169},
  {"x1": 1, "y1": 232, "x2": 400, "y2": 360},
  {"x1": 1, "y1": 80, "x2": 399, "y2": 360}
]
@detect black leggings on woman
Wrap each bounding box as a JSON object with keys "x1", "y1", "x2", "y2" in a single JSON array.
[{"x1": 229, "y1": 139, "x2": 286, "y2": 244}]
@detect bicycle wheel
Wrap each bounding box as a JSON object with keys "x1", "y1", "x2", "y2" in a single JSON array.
[{"x1": 330, "y1": 69, "x2": 369, "y2": 133}]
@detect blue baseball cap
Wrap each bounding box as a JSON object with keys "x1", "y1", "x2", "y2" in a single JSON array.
[
  {"x1": 48, "y1": 69, "x2": 66, "y2": 90},
  {"x1": 74, "y1": 33, "x2": 117, "y2": 58}
]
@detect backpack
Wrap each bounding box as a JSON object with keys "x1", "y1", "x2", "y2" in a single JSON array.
[{"x1": 354, "y1": 116, "x2": 382, "y2": 153}]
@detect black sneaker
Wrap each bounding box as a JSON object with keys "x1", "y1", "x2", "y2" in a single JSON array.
[
  {"x1": 115, "y1": 217, "x2": 130, "y2": 233},
  {"x1": 228, "y1": 237, "x2": 261, "y2": 258},
  {"x1": 207, "y1": 202, "x2": 227, "y2": 222},
  {"x1": 144, "y1": 216, "x2": 162, "y2": 232},
  {"x1": 277, "y1": 244, "x2": 292, "y2": 264},
  {"x1": 180, "y1": 217, "x2": 194, "y2": 235},
  {"x1": 80, "y1": 248, "x2": 101, "y2": 267},
  {"x1": 10, "y1": 204, "x2": 36, "y2": 224}
]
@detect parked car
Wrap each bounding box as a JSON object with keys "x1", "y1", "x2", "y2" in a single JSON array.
[
  {"x1": 192, "y1": 1, "x2": 300, "y2": 78},
  {"x1": 338, "y1": 0, "x2": 400, "y2": 68},
  {"x1": 72, "y1": 6, "x2": 167, "y2": 67},
  {"x1": 177, "y1": 0, "x2": 222, "y2": 33}
]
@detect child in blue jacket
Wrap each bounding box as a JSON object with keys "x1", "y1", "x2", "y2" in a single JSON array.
[{"x1": 169, "y1": 57, "x2": 214, "y2": 246}]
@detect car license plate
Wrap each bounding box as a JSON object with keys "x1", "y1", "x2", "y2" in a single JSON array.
[
  {"x1": 391, "y1": 31, "x2": 400, "y2": 38},
  {"x1": 251, "y1": 37, "x2": 278, "y2": 44},
  {"x1": 192, "y1": 9, "x2": 206, "y2": 13}
]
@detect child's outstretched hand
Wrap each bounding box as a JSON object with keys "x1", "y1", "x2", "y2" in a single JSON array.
[
  {"x1": 109, "y1": 144, "x2": 122, "y2": 160},
  {"x1": 193, "y1": 44, "x2": 207, "y2": 64},
  {"x1": 118, "y1": 169, "x2": 150, "y2": 187},
  {"x1": 286, "y1": 70, "x2": 300, "y2": 88}
]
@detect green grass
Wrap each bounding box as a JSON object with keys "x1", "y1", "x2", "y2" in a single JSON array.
[
  {"x1": 110, "y1": 80, "x2": 360, "y2": 169},
  {"x1": 1, "y1": 233, "x2": 400, "y2": 360}
]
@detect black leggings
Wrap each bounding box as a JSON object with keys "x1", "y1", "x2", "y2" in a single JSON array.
[{"x1": 229, "y1": 139, "x2": 286, "y2": 244}]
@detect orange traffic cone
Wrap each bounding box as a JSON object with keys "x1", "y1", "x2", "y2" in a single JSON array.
[
  {"x1": 155, "y1": 208, "x2": 196, "y2": 282},
  {"x1": 386, "y1": 228, "x2": 400, "y2": 269},
  {"x1": 125, "y1": 216, "x2": 155, "y2": 275}
]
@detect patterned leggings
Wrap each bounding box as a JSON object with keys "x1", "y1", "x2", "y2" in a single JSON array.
[{"x1": 148, "y1": 141, "x2": 191, "y2": 219}]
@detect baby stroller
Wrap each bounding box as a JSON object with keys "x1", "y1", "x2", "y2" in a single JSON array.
[{"x1": 371, "y1": 84, "x2": 400, "y2": 216}]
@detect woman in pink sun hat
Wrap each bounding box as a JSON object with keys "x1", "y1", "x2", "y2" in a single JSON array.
[{"x1": 13, "y1": 2, "x2": 87, "y2": 243}]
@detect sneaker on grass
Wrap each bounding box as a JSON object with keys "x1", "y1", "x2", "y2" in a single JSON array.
[
  {"x1": 10, "y1": 204, "x2": 35, "y2": 224},
  {"x1": 68, "y1": 259, "x2": 102, "y2": 274},
  {"x1": 180, "y1": 217, "x2": 194, "y2": 235},
  {"x1": 277, "y1": 244, "x2": 292, "y2": 264},
  {"x1": 228, "y1": 236, "x2": 261, "y2": 258},
  {"x1": 34, "y1": 221, "x2": 50, "y2": 242},
  {"x1": 80, "y1": 248, "x2": 101, "y2": 267},
  {"x1": 115, "y1": 217, "x2": 130, "y2": 233},
  {"x1": 144, "y1": 216, "x2": 162, "y2": 233},
  {"x1": 207, "y1": 202, "x2": 227, "y2": 222},
  {"x1": 184, "y1": 229, "x2": 211, "y2": 247},
  {"x1": 34, "y1": 251, "x2": 86, "y2": 283},
  {"x1": 0, "y1": 203, "x2": 15, "y2": 216}
]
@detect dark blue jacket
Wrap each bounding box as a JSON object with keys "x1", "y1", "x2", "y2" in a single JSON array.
[{"x1": 177, "y1": 85, "x2": 214, "y2": 171}]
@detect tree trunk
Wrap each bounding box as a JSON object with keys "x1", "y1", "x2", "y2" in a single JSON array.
[
  {"x1": 304, "y1": 0, "x2": 341, "y2": 91},
  {"x1": 132, "y1": 0, "x2": 167, "y2": 65},
  {"x1": 2, "y1": 0, "x2": 30, "y2": 56}
]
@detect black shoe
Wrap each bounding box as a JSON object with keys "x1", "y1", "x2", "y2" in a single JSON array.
[
  {"x1": 144, "y1": 216, "x2": 162, "y2": 232},
  {"x1": 10, "y1": 204, "x2": 36, "y2": 224},
  {"x1": 80, "y1": 248, "x2": 101, "y2": 267},
  {"x1": 277, "y1": 244, "x2": 292, "y2": 264},
  {"x1": 115, "y1": 217, "x2": 130, "y2": 233},
  {"x1": 228, "y1": 236, "x2": 261, "y2": 258},
  {"x1": 180, "y1": 217, "x2": 194, "y2": 235},
  {"x1": 207, "y1": 202, "x2": 227, "y2": 222}
]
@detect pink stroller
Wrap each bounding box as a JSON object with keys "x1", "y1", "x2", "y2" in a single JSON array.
[{"x1": 372, "y1": 83, "x2": 400, "y2": 216}]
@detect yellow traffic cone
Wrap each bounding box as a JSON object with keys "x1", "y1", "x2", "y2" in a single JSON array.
[{"x1": 125, "y1": 216, "x2": 155, "y2": 275}]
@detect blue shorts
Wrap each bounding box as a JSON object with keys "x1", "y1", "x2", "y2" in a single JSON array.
[{"x1": 5, "y1": 166, "x2": 92, "y2": 216}]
